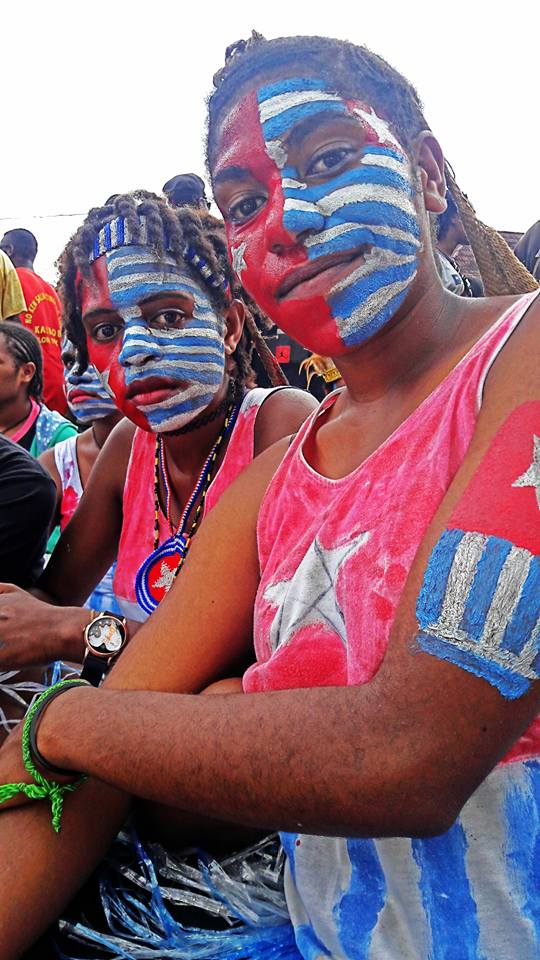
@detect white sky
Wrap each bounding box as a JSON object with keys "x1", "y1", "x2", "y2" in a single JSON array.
[{"x1": 1, "y1": 0, "x2": 538, "y2": 282}]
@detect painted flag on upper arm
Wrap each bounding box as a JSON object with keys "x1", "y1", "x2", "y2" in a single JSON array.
[{"x1": 417, "y1": 402, "x2": 540, "y2": 698}]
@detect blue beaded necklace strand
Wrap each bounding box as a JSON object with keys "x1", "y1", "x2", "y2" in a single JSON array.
[{"x1": 135, "y1": 398, "x2": 241, "y2": 615}]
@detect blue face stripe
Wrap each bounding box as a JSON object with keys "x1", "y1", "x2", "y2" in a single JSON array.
[
  {"x1": 109, "y1": 281, "x2": 208, "y2": 311},
  {"x1": 118, "y1": 329, "x2": 222, "y2": 347},
  {"x1": 334, "y1": 839, "x2": 386, "y2": 958},
  {"x1": 459, "y1": 537, "x2": 513, "y2": 642},
  {"x1": 262, "y1": 100, "x2": 347, "y2": 142},
  {"x1": 107, "y1": 260, "x2": 193, "y2": 282},
  {"x1": 416, "y1": 529, "x2": 466, "y2": 627},
  {"x1": 504, "y1": 761, "x2": 540, "y2": 947},
  {"x1": 142, "y1": 391, "x2": 217, "y2": 427},
  {"x1": 412, "y1": 823, "x2": 481, "y2": 960},
  {"x1": 283, "y1": 165, "x2": 414, "y2": 205},
  {"x1": 70, "y1": 398, "x2": 116, "y2": 423},
  {"x1": 340, "y1": 282, "x2": 417, "y2": 347},
  {"x1": 329, "y1": 260, "x2": 417, "y2": 318},
  {"x1": 124, "y1": 358, "x2": 223, "y2": 380},
  {"x1": 257, "y1": 77, "x2": 330, "y2": 102},
  {"x1": 502, "y1": 558, "x2": 540, "y2": 657},
  {"x1": 307, "y1": 229, "x2": 419, "y2": 262},
  {"x1": 283, "y1": 202, "x2": 420, "y2": 248}
]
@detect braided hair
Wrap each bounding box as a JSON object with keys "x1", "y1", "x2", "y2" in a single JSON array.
[
  {"x1": 0, "y1": 321, "x2": 43, "y2": 401},
  {"x1": 58, "y1": 192, "x2": 286, "y2": 387},
  {"x1": 208, "y1": 33, "x2": 538, "y2": 297}
]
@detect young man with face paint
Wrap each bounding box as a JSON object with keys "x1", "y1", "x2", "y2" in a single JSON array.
[{"x1": 0, "y1": 38, "x2": 538, "y2": 960}]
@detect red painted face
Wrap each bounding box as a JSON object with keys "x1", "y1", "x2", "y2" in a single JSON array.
[
  {"x1": 79, "y1": 258, "x2": 148, "y2": 429},
  {"x1": 213, "y1": 91, "x2": 340, "y2": 356},
  {"x1": 213, "y1": 84, "x2": 421, "y2": 356}
]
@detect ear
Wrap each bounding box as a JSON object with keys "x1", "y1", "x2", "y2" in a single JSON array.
[
  {"x1": 19, "y1": 361, "x2": 36, "y2": 387},
  {"x1": 223, "y1": 299, "x2": 245, "y2": 357},
  {"x1": 412, "y1": 131, "x2": 447, "y2": 215}
]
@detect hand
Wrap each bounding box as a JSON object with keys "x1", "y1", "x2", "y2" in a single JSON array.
[{"x1": 0, "y1": 584, "x2": 87, "y2": 668}]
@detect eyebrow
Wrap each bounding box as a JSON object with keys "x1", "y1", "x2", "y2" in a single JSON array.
[
  {"x1": 83, "y1": 291, "x2": 194, "y2": 322},
  {"x1": 213, "y1": 165, "x2": 253, "y2": 188},
  {"x1": 284, "y1": 109, "x2": 358, "y2": 149}
]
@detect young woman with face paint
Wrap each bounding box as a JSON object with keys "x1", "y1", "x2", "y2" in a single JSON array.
[
  {"x1": 0, "y1": 38, "x2": 538, "y2": 960},
  {"x1": 38, "y1": 340, "x2": 123, "y2": 612},
  {"x1": 0, "y1": 193, "x2": 316, "y2": 667}
]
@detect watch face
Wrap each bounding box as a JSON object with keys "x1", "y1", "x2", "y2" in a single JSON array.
[{"x1": 87, "y1": 616, "x2": 125, "y2": 656}]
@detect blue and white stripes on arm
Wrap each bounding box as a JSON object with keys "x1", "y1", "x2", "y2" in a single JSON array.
[{"x1": 416, "y1": 529, "x2": 540, "y2": 699}]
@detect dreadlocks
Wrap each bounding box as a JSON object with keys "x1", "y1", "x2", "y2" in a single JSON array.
[
  {"x1": 208, "y1": 33, "x2": 538, "y2": 297},
  {"x1": 58, "y1": 192, "x2": 286, "y2": 387},
  {"x1": 0, "y1": 321, "x2": 43, "y2": 401}
]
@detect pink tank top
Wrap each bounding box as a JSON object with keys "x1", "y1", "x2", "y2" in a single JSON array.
[
  {"x1": 114, "y1": 388, "x2": 284, "y2": 621},
  {"x1": 247, "y1": 293, "x2": 539, "y2": 761}
]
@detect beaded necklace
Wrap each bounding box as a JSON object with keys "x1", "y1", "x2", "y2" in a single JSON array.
[{"x1": 135, "y1": 398, "x2": 241, "y2": 615}]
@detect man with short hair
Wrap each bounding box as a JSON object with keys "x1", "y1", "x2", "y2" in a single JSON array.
[
  {"x1": 0, "y1": 248, "x2": 25, "y2": 321},
  {"x1": 162, "y1": 173, "x2": 211, "y2": 210},
  {"x1": 514, "y1": 220, "x2": 540, "y2": 281},
  {"x1": 0, "y1": 228, "x2": 67, "y2": 413}
]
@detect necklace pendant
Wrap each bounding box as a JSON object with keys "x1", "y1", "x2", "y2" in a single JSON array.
[{"x1": 135, "y1": 536, "x2": 187, "y2": 615}]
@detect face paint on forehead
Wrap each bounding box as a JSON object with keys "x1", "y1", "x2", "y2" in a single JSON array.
[
  {"x1": 81, "y1": 244, "x2": 226, "y2": 434},
  {"x1": 221, "y1": 78, "x2": 422, "y2": 357}
]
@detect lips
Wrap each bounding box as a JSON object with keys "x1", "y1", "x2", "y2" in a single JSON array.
[
  {"x1": 277, "y1": 246, "x2": 371, "y2": 301},
  {"x1": 126, "y1": 377, "x2": 185, "y2": 407},
  {"x1": 67, "y1": 389, "x2": 97, "y2": 404}
]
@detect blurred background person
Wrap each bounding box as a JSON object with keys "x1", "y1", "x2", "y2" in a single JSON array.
[
  {"x1": 162, "y1": 172, "x2": 211, "y2": 210},
  {"x1": 437, "y1": 191, "x2": 484, "y2": 296},
  {"x1": 514, "y1": 219, "x2": 540, "y2": 281},
  {"x1": 0, "y1": 248, "x2": 25, "y2": 322},
  {"x1": 0, "y1": 228, "x2": 67, "y2": 413},
  {"x1": 39, "y1": 339, "x2": 123, "y2": 611}
]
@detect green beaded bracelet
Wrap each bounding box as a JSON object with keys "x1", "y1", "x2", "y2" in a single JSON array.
[{"x1": 0, "y1": 678, "x2": 89, "y2": 833}]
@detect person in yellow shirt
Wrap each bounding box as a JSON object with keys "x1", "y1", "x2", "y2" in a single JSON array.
[{"x1": 0, "y1": 248, "x2": 25, "y2": 321}]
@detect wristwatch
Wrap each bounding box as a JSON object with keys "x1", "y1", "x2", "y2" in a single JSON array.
[{"x1": 81, "y1": 611, "x2": 128, "y2": 686}]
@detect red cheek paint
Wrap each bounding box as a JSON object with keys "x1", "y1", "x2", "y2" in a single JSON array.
[
  {"x1": 79, "y1": 261, "x2": 150, "y2": 430},
  {"x1": 217, "y1": 92, "x2": 349, "y2": 356}
]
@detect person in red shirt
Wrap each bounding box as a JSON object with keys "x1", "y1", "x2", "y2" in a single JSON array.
[{"x1": 0, "y1": 228, "x2": 67, "y2": 414}]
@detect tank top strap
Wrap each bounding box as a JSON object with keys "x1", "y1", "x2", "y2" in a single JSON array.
[
  {"x1": 53, "y1": 433, "x2": 82, "y2": 497},
  {"x1": 205, "y1": 386, "x2": 290, "y2": 514}
]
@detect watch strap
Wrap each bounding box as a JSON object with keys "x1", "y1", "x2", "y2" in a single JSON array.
[{"x1": 80, "y1": 651, "x2": 109, "y2": 687}]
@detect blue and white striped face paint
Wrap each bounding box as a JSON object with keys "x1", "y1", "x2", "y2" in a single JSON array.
[
  {"x1": 219, "y1": 79, "x2": 422, "y2": 356},
  {"x1": 82, "y1": 246, "x2": 226, "y2": 433},
  {"x1": 63, "y1": 339, "x2": 117, "y2": 424}
]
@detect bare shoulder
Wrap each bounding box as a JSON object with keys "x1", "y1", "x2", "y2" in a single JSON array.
[
  {"x1": 254, "y1": 387, "x2": 318, "y2": 456},
  {"x1": 88, "y1": 417, "x2": 136, "y2": 497},
  {"x1": 482, "y1": 291, "x2": 539, "y2": 408}
]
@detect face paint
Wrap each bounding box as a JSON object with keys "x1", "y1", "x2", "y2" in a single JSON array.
[
  {"x1": 216, "y1": 78, "x2": 421, "y2": 356},
  {"x1": 81, "y1": 245, "x2": 226, "y2": 433},
  {"x1": 416, "y1": 403, "x2": 540, "y2": 700},
  {"x1": 63, "y1": 338, "x2": 117, "y2": 424}
]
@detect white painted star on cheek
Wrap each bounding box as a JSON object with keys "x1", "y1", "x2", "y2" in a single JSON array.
[
  {"x1": 513, "y1": 435, "x2": 540, "y2": 510},
  {"x1": 231, "y1": 242, "x2": 247, "y2": 277},
  {"x1": 99, "y1": 368, "x2": 116, "y2": 398},
  {"x1": 263, "y1": 530, "x2": 370, "y2": 653}
]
